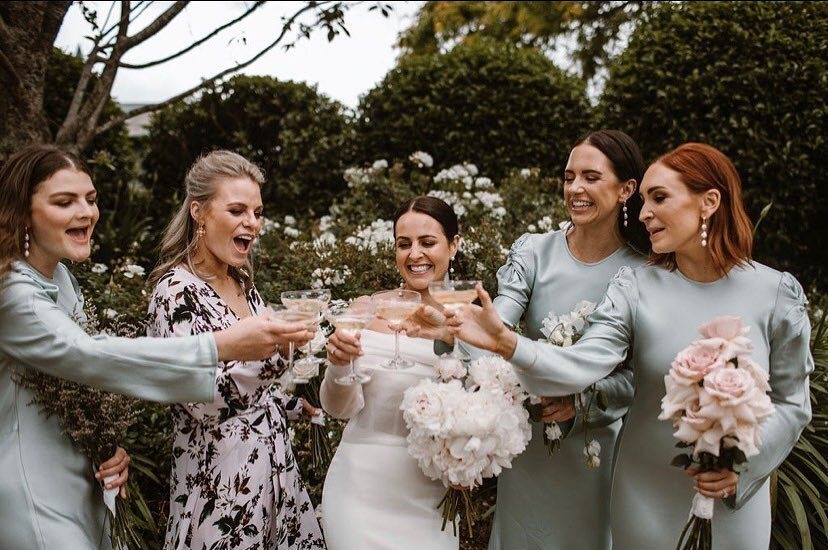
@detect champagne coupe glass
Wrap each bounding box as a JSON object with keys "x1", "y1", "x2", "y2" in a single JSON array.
[
  {"x1": 325, "y1": 300, "x2": 376, "y2": 385},
  {"x1": 371, "y1": 289, "x2": 421, "y2": 369},
  {"x1": 281, "y1": 289, "x2": 331, "y2": 383},
  {"x1": 268, "y1": 304, "x2": 317, "y2": 384},
  {"x1": 428, "y1": 280, "x2": 481, "y2": 362}
]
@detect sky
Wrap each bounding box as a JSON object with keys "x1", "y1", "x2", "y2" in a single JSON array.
[{"x1": 54, "y1": 1, "x2": 425, "y2": 110}]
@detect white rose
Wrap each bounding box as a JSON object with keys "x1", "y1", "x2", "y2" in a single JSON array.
[
  {"x1": 545, "y1": 422, "x2": 562, "y2": 441},
  {"x1": 121, "y1": 264, "x2": 145, "y2": 278}
]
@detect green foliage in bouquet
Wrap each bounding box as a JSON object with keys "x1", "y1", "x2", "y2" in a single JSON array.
[
  {"x1": 599, "y1": 1, "x2": 828, "y2": 292},
  {"x1": 355, "y1": 39, "x2": 594, "y2": 182}
]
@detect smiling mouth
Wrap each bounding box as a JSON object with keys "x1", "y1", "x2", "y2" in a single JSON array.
[
  {"x1": 570, "y1": 200, "x2": 594, "y2": 210},
  {"x1": 66, "y1": 227, "x2": 90, "y2": 243},
  {"x1": 648, "y1": 228, "x2": 665, "y2": 237},
  {"x1": 233, "y1": 235, "x2": 254, "y2": 253},
  {"x1": 407, "y1": 264, "x2": 433, "y2": 274}
]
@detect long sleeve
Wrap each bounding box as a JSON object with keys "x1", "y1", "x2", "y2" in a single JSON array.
[
  {"x1": 510, "y1": 266, "x2": 637, "y2": 398},
  {"x1": 729, "y1": 272, "x2": 813, "y2": 509},
  {"x1": 0, "y1": 271, "x2": 218, "y2": 403},
  {"x1": 320, "y1": 362, "x2": 365, "y2": 419},
  {"x1": 566, "y1": 361, "x2": 635, "y2": 437}
]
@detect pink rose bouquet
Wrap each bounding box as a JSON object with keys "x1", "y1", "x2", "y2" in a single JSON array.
[{"x1": 658, "y1": 316, "x2": 774, "y2": 550}]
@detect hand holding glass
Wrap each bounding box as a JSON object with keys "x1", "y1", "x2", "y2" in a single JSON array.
[
  {"x1": 428, "y1": 280, "x2": 481, "y2": 362},
  {"x1": 268, "y1": 304, "x2": 318, "y2": 384},
  {"x1": 325, "y1": 301, "x2": 376, "y2": 385},
  {"x1": 372, "y1": 289, "x2": 421, "y2": 369},
  {"x1": 282, "y1": 289, "x2": 331, "y2": 382}
]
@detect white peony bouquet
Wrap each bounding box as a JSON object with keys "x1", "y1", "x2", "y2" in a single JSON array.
[
  {"x1": 658, "y1": 316, "x2": 774, "y2": 550},
  {"x1": 401, "y1": 355, "x2": 532, "y2": 534},
  {"x1": 538, "y1": 300, "x2": 602, "y2": 463}
]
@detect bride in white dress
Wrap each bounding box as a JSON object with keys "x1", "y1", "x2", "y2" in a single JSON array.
[{"x1": 320, "y1": 196, "x2": 461, "y2": 550}]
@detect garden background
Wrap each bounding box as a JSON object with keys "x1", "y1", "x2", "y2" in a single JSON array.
[{"x1": 1, "y1": 2, "x2": 826, "y2": 549}]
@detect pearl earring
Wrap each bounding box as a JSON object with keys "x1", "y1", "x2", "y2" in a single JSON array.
[
  {"x1": 196, "y1": 224, "x2": 205, "y2": 238},
  {"x1": 449, "y1": 256, "x2": 455, "y2": 280},
  {"x1": 700, "y1": 216, "x2": 708, "y2": 247},
  {"x1": 622, "y1": 200, "x2": 628, "y2": 227},
  {"x1": 23, "y1": 226, "x2": 30, "y2": 258}
]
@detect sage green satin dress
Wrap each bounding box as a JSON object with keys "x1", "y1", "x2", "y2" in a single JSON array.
[
  {"x1": 507, "y1": 263, "x2": 813, "y2": 549},
  {"x1": 486, "y1": 230, "x2": 646, "y2": 550},
  {"x1": 0, "y1": 261, "x2": 219, "y2": 550}
]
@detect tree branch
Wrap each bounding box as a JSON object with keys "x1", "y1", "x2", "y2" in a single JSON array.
[
  {"x1": 94, "y1": 1, "x2": 331, "y2": 137},
  {"x1": 119, "y1": 1, "x2": 266, "y2": 69},
  {"x1": 123, "y1": 1, "x2": 188, "y2": 49},
  {"x1": 0, "y1": 48, "x2": 21, "y2": 94}
]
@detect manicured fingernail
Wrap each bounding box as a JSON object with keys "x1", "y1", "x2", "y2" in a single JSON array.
[{"x1": 95, "y1": 473, "x2": 100, "y2": 479}]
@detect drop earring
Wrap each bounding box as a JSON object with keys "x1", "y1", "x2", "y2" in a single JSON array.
[
  {"x1": 23, "y1": 226, "x2": 30, "y2": 258},
  {"x1": 196, "y1": 224, "x2": 205, "y2": 239},
  {"x1": 700, "y1": 216, "x2": 708, "y2": 248},
  {"x1": 622, "y1": 200, "x2": 628, "y2": 227},
  {"x1": 449, "y1": 256, "x2": 455, "y2": 280}
]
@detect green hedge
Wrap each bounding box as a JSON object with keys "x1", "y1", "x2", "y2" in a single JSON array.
[
  {"x1": 599, "y1": 1, "x2": 828, "y2": 291},
  {"x1": 143, "y1": 75, "x2": 353, "y2": 230},
  {"x1": 354, "y1": 40, "x2": 594, "y2": 182}
]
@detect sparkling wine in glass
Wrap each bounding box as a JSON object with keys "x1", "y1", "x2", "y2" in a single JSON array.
[
  {"x1": 371, "y1": 289, "x2": 421, "y2": 369},
  {"x1": 428, "y1": 280, "x2": 481, "y2": 361},
  {"x1": 282, "y1": 289, "x2": 331, "y2": 382},
  {"x1": 268, "y1": 304, "x2": 318, "y2": 384},
  {"x1": 325, "y1": 300, "x2": 376, "y2": 385}
]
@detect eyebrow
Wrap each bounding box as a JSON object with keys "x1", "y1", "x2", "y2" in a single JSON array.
[
  {"x1": 643, "y1": 186, "x2": 667, "y2": 195},
  {"x1": 396, "y1": 234, "x2": 438, "y2": 241},
  {"x1": 227, "y1": 202, "x2": 263, "y2": 209},
  {"x1": 564, "y1": 169, "x2": 603, "y2": 175},
  {"x1": 49, "y1": 190, "x2": 96, "y2": 199}
]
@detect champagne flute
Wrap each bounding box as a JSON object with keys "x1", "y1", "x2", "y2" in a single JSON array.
[
  {"x1": 325, "y1": 300, "x2": 376, "y2": 385},
  {"x1": 268, "y1": 304, "x2": 317, "y2": 384},
  {"x1": 282, "y1": 289, "x2": 331, "y2": 382},
  {"x1": 371, "y1": 289, "x2": 421, "y2": 369},
  {"x1": 428, "y1": 280, "x2": 481, "y2": 362}
]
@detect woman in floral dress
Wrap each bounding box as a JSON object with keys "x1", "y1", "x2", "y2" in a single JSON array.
[{"x1": 147, "y1": 150, "x2": 325, "y2": 549}]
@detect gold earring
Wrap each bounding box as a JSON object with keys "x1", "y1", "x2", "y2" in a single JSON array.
[{"x1": 196, "y1": 224, "x2": 205, "y2": 238}]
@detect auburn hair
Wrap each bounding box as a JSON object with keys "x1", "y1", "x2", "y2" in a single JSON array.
[{"x1": 650, "y1": 143, "x2": 753, "y2": 275}]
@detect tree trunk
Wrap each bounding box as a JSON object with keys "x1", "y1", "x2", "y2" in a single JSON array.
[{"x1": 0, "y1": 2, "x2": 71, "y2": 160}]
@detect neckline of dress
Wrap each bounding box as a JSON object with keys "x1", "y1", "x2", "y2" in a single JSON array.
[
  {"x1": 172, "y1": 266, "x2": 254, "y2": 321},
  {"x1": 560, "y1": 229, "x2": 628, "y2": 267}
]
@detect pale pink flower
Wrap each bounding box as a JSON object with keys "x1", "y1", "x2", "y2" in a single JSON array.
[
  {"x1": 669, "y1": 341, "x2": 727, "y2": 385},
  {"x1": 698, "y1": 316, "x2": 748, "y2": 340},
  {"x1": 659, "y1": 375, "x2": 701, "y2": 420}
]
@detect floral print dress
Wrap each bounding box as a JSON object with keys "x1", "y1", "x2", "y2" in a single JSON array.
[{"x1": 147, "y1": 267, "x2": 326, "y2": 550}]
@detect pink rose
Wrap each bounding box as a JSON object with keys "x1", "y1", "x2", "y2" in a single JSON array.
[
  {"x1": 669, "y1": 341, "x2": 728, "y2": 385},
  {"x1": 659, "y1": 375, "x2": 701, "y2": 420},
  {"x1": 737, "y1": 356, "x2": 772, "y2": 392},
  {"x1": 698, "y1": 316, "x2": 748, "y2": 340},
  {"x1": 672, "y1": 399, "x2": 718, "y2": 454},
  {"x1": 703, "y1": 367, "x2": 756, "y2": 407}
]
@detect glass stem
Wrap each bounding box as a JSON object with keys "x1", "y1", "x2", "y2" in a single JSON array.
[
  {"x1": 349, "y1": 357, "x2": 356, "y2": 379},
  {"x1": 288, "y1": 342, "x2": 294, "y2": 370},
  {"x1": 394, "y1": 329, "x2": 401, "y2": 362}
]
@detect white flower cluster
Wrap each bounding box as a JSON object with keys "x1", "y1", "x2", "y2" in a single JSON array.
[
  {"x1": 401, "y1": 356, "x2": 531, "y2": 489},
  {"x1": 427, "y1": 190, "x2": 467, "y2": 219},
  {"x1": 372, "y1": 159, "x2": 388, "y2": 171},
  {"x1": 260, "y1": 217, "x2": 281, "y2": 235},
  {"x1": 310, "y1": 266, "x2": 351, "y2": 289},
  {"x1": 345, "y1": 219, "x2": 394, "y2": 255},
  {"x1": 344, "y1": 167, "x2": 373, "y2": 188},
  {"x1": 91, "y1": 263, "x2": 108, "y2": 274},
  {"x1": 540, "y1": 300, "x2": 597, "y2": 347},
  {"x1": 583, "y1": 440, "x2": 602, "y2": 468},
  {"x1": 120, "y1": 264, "x2": 145, "y2": 279},
  {"x1": 433, "y1": 162, "x2": 478, "y2": 187},
  {"x1": 409, "y1": 151, "x2": 434, "y2": 168}
]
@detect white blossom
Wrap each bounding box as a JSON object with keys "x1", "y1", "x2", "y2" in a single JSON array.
[
  {"x1": 311, "y1": 266, "x2": 351, "y2": 289},
  {"x1": 104, "y1": 308, "x2": 118, "y2": 319},
  {"x1": 371, "y1": 159, "x2": 388, "y2": 170},
  {"x1": 409, "y1": 151, "x2": 434, "y2": 168},
  {"x1": 260, "y1": 217, "x2": 280, "y2": 235},
  {"x1": 427, "y1": 190, "x2": 466, "y2": 218},
  {"x1": 91, "y1": 263, "x2": 108, "y2": 274},
  {"x1": 319, "y1": 215, "x2": 334, "y2": 232},
  {"x1": 284, "y1": 215, "x2": 296, "y2": 226},
  {"x1": 345, "y1": 219, "x2": 394, "y2": 255},
  {"x1": 121, "y1": 264, "x2": 145, "y2": 279}
]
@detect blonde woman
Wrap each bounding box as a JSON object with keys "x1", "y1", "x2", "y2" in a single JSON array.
[{"x1": 147, "y1": 151, "x2": 325, "y2": 549}]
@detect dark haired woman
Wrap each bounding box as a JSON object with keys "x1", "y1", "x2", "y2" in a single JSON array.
[
  {"x1": 450, "y1": 143, "x2": 812, "y2": 548},
  {"x1": 320, "y1": 196, "x2": 461, "y2": 549},
  {"x1": 480, "y1": 130, "x2": 651, "y2": 549},
  {"x1": 0, "y1": 145, "x2": 312, "y2": 549}
]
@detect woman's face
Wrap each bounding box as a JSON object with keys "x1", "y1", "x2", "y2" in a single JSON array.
[
  {"x1": 28, "y1": 168, "x2": 99, "y2": 267},
  {"x1": 639, "y1": 162, "x2": 706, "y2": 255},
  {"x1": 563, "y1": 144, "x2": 629, "y2": 230},
  {"x1": 193, "y1": 177, "x2": 263, "y2": 268},
  {"x1": 395, "y1": 211, "x2": 459, "y2": 291}
]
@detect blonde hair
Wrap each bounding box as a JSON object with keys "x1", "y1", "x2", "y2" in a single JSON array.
[{"x1": 149, "y1": 150, "x2": 265, "y2": 287}]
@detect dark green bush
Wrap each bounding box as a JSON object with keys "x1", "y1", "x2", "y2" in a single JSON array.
[
  {"x1": 354, "y1": 40, "x2": 594, "y2": 182},
  {"x1": 599, "y1": 1, "x2": 828, "y2": 291},
  {"x1": 143, "y1": 75, "x2": 353, "y2": 231}
]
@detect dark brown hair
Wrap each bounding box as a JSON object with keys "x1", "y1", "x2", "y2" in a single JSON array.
[
  {"x1": 650, "y1": 143, "x2": 753, "y2": 274},
  {"x1": 393, "y1": 196, "x2": 459, "y2": 240},
  {"x1": 0, "y1": 144, "x2": 92, "y2": 281},
  {"x1": 572, "y1": 129, "x2": 651, "y2": 253}
]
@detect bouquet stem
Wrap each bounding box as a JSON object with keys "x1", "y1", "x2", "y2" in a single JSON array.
[
  {"x1": 437, "y1": 487, "x2": 476, "y2": 537},
  {"x1": 675, "y1": 493, "x2": 713, "y2": 550}
]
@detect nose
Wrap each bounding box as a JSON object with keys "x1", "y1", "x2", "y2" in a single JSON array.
[
  {"x1": 408, "y1": 244, "x2": 424, "y2": 259},
  {"x1": 639, "y1": 203, "x2": 652, "y2": 222}
]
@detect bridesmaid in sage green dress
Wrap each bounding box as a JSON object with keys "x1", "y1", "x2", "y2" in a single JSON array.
[
  {"x1": 0, "y1": 145, "x2": 312, "y2": 550},
  {"x1": 485, "y1": 130, "x2": 650, "y2": 550},
  {"x1": 451, "y1": 143, "x2": 812, "y2": 549}
]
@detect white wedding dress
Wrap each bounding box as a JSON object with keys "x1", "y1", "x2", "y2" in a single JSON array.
[{"x1": 320, "y1": 329, "x2": 459, "y2": 550}]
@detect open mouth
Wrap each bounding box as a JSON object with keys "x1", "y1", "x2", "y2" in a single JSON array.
[
  {"x1": 233, "y1": 235, "x2": 254, "y2": 253},
  {"x1": 648, "y1": 227, "x2": 665, "y2": 238},
  {"x1": 570, "y1": 200, "x2": 594, "y2": 211},
  {"x1": 407, "y1": 264, "x2": 433, "y2": 275},
  {"x1": 66, "y1": 226, "x2": 90, "y2": 243}
]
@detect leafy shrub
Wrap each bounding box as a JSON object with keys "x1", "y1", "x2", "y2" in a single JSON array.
[
  {"x1": 599, "y1": 1, "x2": 828, "y2": 291},
  {"x1": 354, "y1": 40, "x2": 594, "y2": 182}
]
